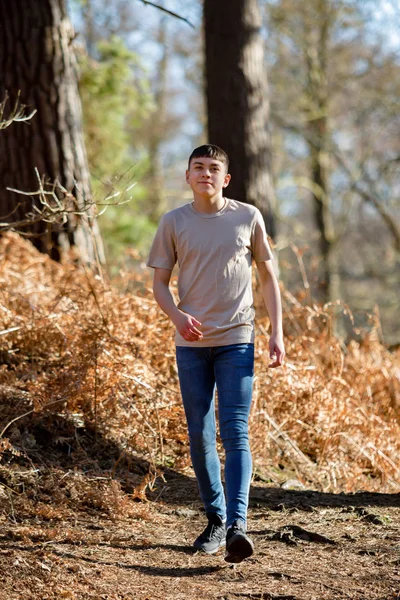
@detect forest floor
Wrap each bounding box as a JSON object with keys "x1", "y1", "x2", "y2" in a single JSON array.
[{"x1": 1, "y1": 426, "x2": 399, "y2": 600}]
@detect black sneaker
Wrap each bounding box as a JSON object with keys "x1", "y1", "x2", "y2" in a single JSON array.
[
  {"x1": 225, "y1": 520, "x2": 254, "y2": 563},
  {"x1": 193, "y1": 513, "x2": 226, "y2": 554}
]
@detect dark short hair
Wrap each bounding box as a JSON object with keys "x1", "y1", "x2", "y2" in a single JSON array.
[{"x1": 188, "y1": 144, "x2": 229, "y2": 171}]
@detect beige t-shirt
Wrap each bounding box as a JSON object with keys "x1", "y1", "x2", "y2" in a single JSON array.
[{"x1": 147, "y1": 198, "x2": 273, "y2": 347}]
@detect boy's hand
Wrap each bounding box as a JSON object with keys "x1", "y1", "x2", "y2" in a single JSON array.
[
  {"x1": 174, "y1": 311, "x2": 203, "y2": 342},
  {"x1": 268, "y1": 333, "x2": 285, "y2": 368}
]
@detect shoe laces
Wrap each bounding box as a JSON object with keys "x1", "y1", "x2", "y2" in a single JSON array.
[
  {"x1": 228, "y1": 520, "x2": 246, "y2": 535},
  {"x1": 203, "y1": 517, "x2": 224, "y2": 540}
]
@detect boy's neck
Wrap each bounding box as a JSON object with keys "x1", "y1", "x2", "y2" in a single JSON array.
[{"x1": 192, "y1": 192, "x2": 226, "y2": 214}]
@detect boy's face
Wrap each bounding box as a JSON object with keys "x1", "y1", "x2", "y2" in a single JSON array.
[{"x1": 186, "y1": 157, "x2": 231, "y2": 197}]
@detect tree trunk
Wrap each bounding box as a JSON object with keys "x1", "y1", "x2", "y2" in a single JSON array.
[
  {"x1": 204, "y1": 0, "x2": 276, "y2": 238},
  {"x1": 0, "y1": 0, "x2": 104, "y2": 264},
  {"x1": 304, "y1": 0, "x2": 339, "y2": 302},
  {"x1": 307, "y1": 120, "x2": 340, "y2": 302}
]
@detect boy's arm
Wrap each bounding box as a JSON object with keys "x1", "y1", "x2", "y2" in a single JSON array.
[
  {"x1": 256, "y1": 260, "x2": 285, "y2": 368},
  {"x1": 153, "y1": 268, "x2": 203, "y2": 342}
]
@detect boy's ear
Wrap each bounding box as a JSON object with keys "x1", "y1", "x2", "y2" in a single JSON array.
[
  {"x1": 185, "y1": 169, "x2": 189, "y2": 183},
  {"x1": 223, "y1": 173, "x2": 231, "y2": 188}
]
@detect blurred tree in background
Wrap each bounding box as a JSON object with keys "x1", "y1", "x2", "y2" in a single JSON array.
[
  {"x1": 78, "y1": 35, "x2": 156, "y2": 262},
  {"x1": 204, "y1": 0, "x2": 276, "y2": 238},
  {"x1": 79, "y1": 37, "x2": 151, "y2": 196},
  {"x1": 262, "y1": 0, "x2": 400, "y2": 340}
]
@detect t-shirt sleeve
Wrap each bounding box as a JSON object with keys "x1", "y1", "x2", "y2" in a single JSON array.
[
  {"x1": 146, "y1": 214, "x2": 177, "y2": 270},
  {"x1": 251, "y1": 209, "x2": 273, "y2": 262}
]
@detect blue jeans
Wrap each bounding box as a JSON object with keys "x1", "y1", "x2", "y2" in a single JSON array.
[{"x1": 175, "y1": 343, "x2": 254, "y2": 527}]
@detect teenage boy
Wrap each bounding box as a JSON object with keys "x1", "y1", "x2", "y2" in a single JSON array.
[{"x1": 147, "y1": 144, "x2": 285, "y2": 563}]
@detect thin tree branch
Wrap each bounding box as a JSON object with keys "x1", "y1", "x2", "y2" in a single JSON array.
[
  {"x1": 1, "y1": 169, "x2": 134, "y2": 232},
  {"x1": 137, "y1": 0, "x2": 195, "y2": 28},
  {"x1": 0, "y1": 398, "x2": 67, "y2": 439},
  {"x1": 332, "y1": 150, "x2": 400, "y2": 254},
  {"x1": 0, "y1": 91, "x2": 36, "y2": 130},
  {"x1": 274, "y1": 112, "x2": 400, "y2": 253}
]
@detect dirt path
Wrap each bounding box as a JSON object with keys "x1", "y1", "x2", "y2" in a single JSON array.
[{"x1": 1, "y1": 474, "x2": 399, "y2": 600}]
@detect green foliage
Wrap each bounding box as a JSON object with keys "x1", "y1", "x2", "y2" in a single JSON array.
[
  {"x1": 78, "y1": 36, "x2": 156, "y2": 263},
  {"x1": 101, "y1": 208, "x2": 156, "y2": 262},
  {"x1": 79, "y1": 35, "x2": 153, "y2": 183},
  {"x1": 98, "y1": 177, "x2": 157, "y2": 265}
]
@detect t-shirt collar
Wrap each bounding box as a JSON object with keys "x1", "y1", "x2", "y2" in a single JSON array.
[{"x1": 189, "y1": 197, "x2": 230, "y2": 219}]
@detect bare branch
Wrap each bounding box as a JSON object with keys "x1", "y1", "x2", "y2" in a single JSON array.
[
  {"x1": 0, "y1": 398, "x2": 68, "y2": 439},
  {"x1": 0, "y1": 91, "x2": 37, "y2": 130},
  {"x1": 274, "y1": 112, "x2": 400, "y2": 253},
  {"x1": 1, "y1": 169, "x2": 134, "y2": 233},
  {"x1": 137, "y1": 0, "x2": 195, "y2": 28},
  {"x1": 333, "y1": 149, "x2": 400, "y2": 254}
]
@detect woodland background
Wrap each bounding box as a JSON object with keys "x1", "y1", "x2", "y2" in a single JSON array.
[
  {"x1": 0, "y1": 0, "x2": 399, "y2": 489},
  {"x1": 0, "y1": 3, "x2": 399, "y2": 598},
  {"x1": 1, "y1": 0, "x2": 399, "y2": 342},
  {"x1": 70, "y1": 0, "x2": 400, "y2": 345}
]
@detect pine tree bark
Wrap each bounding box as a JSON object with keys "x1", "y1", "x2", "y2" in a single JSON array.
[
  {"x1": 0, "y1": 0, "x2": 104, "y2": 264},
  {"x1": 204, "y1": 0, "x2": 276, "y2": 238}
]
